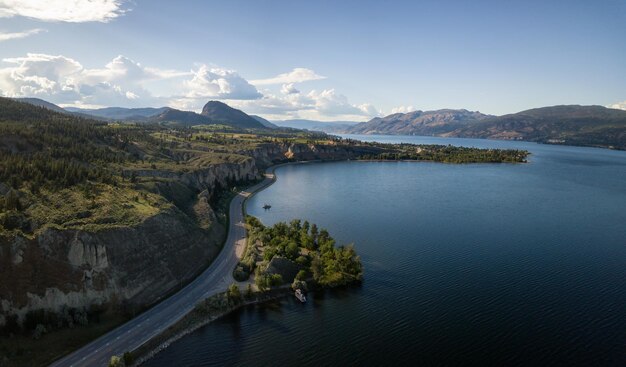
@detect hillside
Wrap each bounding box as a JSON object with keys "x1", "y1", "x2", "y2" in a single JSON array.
[
  {"x1": 345, "y1": 105, "x2": 626, "y2": 149},
  {"x1": 201, "y1": 101, "x2": 266, "y2": 129},
  {"x1": 148, "y1": 107, "x2": 212, "y2": 126},
  {"x1": 346, "y1": 109, "x2": 490, "y2": 135},
  {"x1": 448, "y1": 105, "x2": 626, "y2": 149},
  {"x1": 14, "y1": 98, "x2": 67, "y2": 113},
  {"x1": 251, "y1": 115, "x2": 278, "y2": 129}
]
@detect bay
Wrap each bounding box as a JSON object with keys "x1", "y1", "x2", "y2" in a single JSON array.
[{"x1": 146, "y1": 135, "x2": 626, "y2": 366}]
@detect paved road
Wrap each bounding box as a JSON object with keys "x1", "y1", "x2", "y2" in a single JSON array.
[{"x1": 50, "y1": 173, "x2": 276, "y2": 367}]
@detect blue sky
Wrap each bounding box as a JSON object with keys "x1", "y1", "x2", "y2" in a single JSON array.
[{"x1": 0, "y1": 0, "x2": 625, "y2": 121}]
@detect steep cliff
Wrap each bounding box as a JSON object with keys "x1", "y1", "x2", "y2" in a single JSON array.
[{"x1": 0, "y1": 160, "x2": 261, "y2": 326}]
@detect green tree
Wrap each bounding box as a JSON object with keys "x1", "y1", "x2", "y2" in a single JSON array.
[{"x1": 227, "y1": 283, "x2": 241, "y2": 303}]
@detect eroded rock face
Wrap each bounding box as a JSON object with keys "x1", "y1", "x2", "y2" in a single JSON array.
[{"x1": 67, "y1": 233, "x2": 109, "y2": 270}]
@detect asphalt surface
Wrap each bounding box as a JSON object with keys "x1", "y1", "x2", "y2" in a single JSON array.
[{"x1": 50, "y1": 173, "x2": 276, "y2": 367}]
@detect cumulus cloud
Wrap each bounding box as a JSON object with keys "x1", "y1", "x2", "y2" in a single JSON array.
[
  {"x1": 390, "y1": 105, "x2": 416, "y2": 114},
  {"x1": 607, "y1": 101, "x2": 626, "y2": 110},
  {"x1": 308, "y1": 89, "x2": 369, "y2": 116},
  {"x1": 251, "y1": 68, "x2": 325, "y2": 86},
  {"x1": 0, "y1": 53, "x2": 183, "y2": 107},
  {"x1": 281, "y1": 83, "x2": 299, "y2": 95},
  {"x1": 0, "y1": 0, "x2": 128, "y2": 23},
  {"x1": 0, "y1": 52, "x2": 378, "y2": 120},
  {"x1": 182, "y1": 65, "x2": 261, "y2": 100},
  {"x1": 228, "y1": 88, "x2": 379, "y2": 121},
  {"x1": 0, "y1": 28, "x2": 44, "y2": 42}
]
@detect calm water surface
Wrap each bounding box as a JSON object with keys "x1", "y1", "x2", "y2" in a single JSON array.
[{"x1": 146, "y1": 135, "x2": 626, "y2": 366}]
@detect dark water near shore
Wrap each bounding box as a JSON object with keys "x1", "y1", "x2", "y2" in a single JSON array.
[{"x1": 146, "y1": 135, "x2": 626, "y2": 366}]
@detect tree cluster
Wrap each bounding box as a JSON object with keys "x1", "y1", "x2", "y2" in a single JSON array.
[{"x1": 242, "y1": 217, "x2": 363, "y2": 289}]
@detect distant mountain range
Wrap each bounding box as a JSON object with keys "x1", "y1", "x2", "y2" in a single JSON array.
[
  {"x1": 343, "y1": 105, "x2": 626, "y2": 150},
  {"x1": 272, "y1": 119, "x2": 359, "y2": 132},
  {"x1": 11, "y1": 97, "x2": 626, "y2": 149},
  {"x1": 14, "y1": 98, "x2": 267, "y2": 130},
  {"x1": 64, "y1": 106, "x2": 168, "y2": 120},
  {"x1": 345, "y1": 109, "x2": 490, "y2": 136}
]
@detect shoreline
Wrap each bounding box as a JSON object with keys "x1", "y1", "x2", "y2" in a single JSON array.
[
  {"x1": 132, "y1": 287, "x2": 292, "y2": 366},
  {"x1": 130, "y1": 165, "x2": 287, "y2": 365},
  {"x1": 132, "y1": 160, "x2": 366, "y2": 365}
]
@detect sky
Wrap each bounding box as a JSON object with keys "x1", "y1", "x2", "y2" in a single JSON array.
[{"x1": 0, "y1": 0, "x2": 625, "y2": 121}]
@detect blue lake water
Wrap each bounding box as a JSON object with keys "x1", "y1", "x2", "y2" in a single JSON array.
[{"x1": 146, "y1": 135, "x2": 626, "y2": 366}]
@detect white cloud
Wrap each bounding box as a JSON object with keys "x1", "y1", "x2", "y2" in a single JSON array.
[
  {"x1": 0, "y1": 52, "x2": 378, "y2": 120},
  {"x1": 281, "y1": 83, "x2": 299, "y2": 95},
  {"x1": 390, "y1": 105, "x2": 416, "y2": 114},
  {"x1": 607, "y1": 101, "x2": 626, "y2": 110},
  {"x1": 228, "y1": 88, "x2": 379, "y2": 122},
  {"x1": 308, "y1": 89, "x2": 368, "y2": 116},
  {"x1": 182, "y1": 65, "x2": 261, "y2": 100},
  {"x1": 251, "y1": 68, "x2": 325, "y2": 86},
  {"x1": 0, "y1": 28, "x2": 44, "y2": 41},
  {"x1": 0, "y1": 53, "x2": 181, "y2": 107},
  {"x1": 0, "y1": 0, "x2": 127, "y2": 23}
]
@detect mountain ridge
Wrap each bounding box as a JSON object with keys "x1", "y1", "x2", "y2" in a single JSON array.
[{"x1": 344, "y1": 105, "x2": 626, "y2": 149}]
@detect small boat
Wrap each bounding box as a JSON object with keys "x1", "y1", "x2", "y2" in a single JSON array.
[
  {"x1": 295, "y1": 289, "x2": 306, "y2": 303},
  {"x1": 263, "y1": 204, "x2": 272, "y2": 210}
]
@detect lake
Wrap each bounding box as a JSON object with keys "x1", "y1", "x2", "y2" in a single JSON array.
[{"x1": 146, "y1": 135, "x2": 626, "y2": 366}]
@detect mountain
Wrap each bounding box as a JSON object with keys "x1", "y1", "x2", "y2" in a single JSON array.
[
  {"x1": 64, "y1": 106, "x2": 168, "y2": 121},
  {"x1": 200, "y1": 101, "x2": 265, "y2": 129},
  {"x1": 273, "y1": 119, "x2": 360, "y2": 133},
  {"x1": 147, "y1": 107, "x2": 212, "y2": 126},
  {"x1": 346, "y1": 109, "x2": 490, "y2": 135},
  {"x1": 251, "y1": 115, "x2": 278, "y2": 129},
  {"x1": 344, "y1": 105, "x2": 626, "y2": 150},
  {"x1": 448, "y1": 105, "x2": 626, "y2": 149},
  {"x1": 14, "y1": 98, "x2": 67, "y2": 113}
]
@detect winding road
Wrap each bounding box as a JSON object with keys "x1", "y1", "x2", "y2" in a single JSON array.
[{"x1": 50, "y1": 172, "x2": 276, "y2": 367}]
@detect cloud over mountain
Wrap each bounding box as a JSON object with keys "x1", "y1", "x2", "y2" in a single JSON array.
[
  {"x1": 608, "y1": 101, "x2": 626, "y2": 111},
  {"x1": 0, "y1": 52, "x2": 377, "y2": 120},
  {"x1": 182, "y1": 65, "x2": 262, "y2": 100}
]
